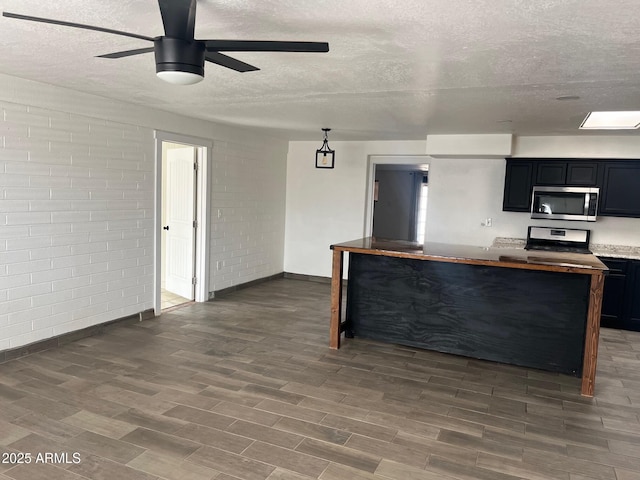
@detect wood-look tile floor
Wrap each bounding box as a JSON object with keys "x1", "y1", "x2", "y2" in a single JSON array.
[{"x1": 1, "y1": 278, "x2": 640, "y2": 480}]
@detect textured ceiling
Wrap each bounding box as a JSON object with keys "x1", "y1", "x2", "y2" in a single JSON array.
[{"x1": 1, "y1": 0, "x2": 640, "y2": 140}]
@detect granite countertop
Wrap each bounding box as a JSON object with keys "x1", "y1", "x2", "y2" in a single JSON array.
[
  {"x1": 492, "y1": 237, "x2": 640, "y2": 260},
  {"x1": 331, "y1": 237, "x2": 607, "y2": 272}
]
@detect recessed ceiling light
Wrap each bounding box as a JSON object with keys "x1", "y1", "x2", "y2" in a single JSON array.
[
  {"x1": 580, "y1": 111, "x2": 640, "y2": 129},
  {"x1": 556, "y1": 95, "x2": 580, "y2": 101}
]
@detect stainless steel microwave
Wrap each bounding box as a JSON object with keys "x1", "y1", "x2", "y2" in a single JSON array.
[{"x1": 531, "y1": 186, "x2": 599, "y2": 222}]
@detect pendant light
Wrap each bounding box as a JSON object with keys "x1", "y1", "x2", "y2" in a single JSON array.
[{"x1": 315, "y1": 128, "x2": 335, "y2": 169}]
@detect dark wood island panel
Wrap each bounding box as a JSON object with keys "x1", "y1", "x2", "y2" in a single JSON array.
[{"x1": 330, "y1": 238, "x2": 608, "y2": 397}]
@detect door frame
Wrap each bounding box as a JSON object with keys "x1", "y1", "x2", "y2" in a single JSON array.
[
  {"x1": 364, "y1": 155, "x2": 431, "y2": 238},
  {"x1": 154, "y1": 130, "x2": 211, "y2": 315}
]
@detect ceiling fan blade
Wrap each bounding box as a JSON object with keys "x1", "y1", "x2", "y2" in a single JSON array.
[
  {"x1": 97, "y1": 47, "x2": 155, "y2": 59},
  {"x1": 158, "y1": 0, "x2": 196, "y2": 40},
  {"x1": 2, "y1": 11, "x2": 154, "y2": 42},
  {"x1": 204, "y1": 40, "x2": 329, "y2": 53},
  {"x1": 205, "y1": 52, "x2": 259, "y2": 73}
]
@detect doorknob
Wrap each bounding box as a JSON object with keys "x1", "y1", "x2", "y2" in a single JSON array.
[{"x1": 163, "y1": 225, "x2": 169, "y2": 231}]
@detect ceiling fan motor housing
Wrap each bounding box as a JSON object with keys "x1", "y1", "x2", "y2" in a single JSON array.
[{"x1": 154, "y1": 37, "x2": 205, "y2": 76}]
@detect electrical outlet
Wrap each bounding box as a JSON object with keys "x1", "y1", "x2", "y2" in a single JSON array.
[
  {"x1": 216, "y1": 261, "x2": 222, "y2": 270},
  {"x1": 486, "y1": 218, "x2": 492, "y2": 227},
  {"x1": 217, "y1": 209, "x2": 222, "y2": 218}
]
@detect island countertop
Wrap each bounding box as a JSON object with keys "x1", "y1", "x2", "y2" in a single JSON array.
[{"x1": 331, "y1": 237, "x2": 608, "y2": 273}]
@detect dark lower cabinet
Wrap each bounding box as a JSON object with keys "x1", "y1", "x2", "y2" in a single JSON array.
[
  {"x1": 600, "y1": 258, "x2": 628, "y2": 328},
  {"x1": 628, "y1": 261, "x2": 640, "y2": 326},
  {"x1": 600, "y1": 257, "x2": 640, "y2": 331}
]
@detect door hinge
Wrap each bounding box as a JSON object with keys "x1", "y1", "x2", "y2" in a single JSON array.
[
  {"x1": 192, "y1": 277, "x2": 197, "y2": 285},
  {"x1": 193, "y1": 220, "x2": 198, "y2": 229},
  {"x1": 194, "y1": 161, "x2": 198, "y2": 171}
]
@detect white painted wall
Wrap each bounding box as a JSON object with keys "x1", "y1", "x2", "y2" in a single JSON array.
[
  {"x1": 209, "y1": 137, "x2": 287, "y2": 292},
  {"x1": 425, "y1": 157, "x2": 505, "y2": 246},
  {"x1": 514, "y1": 135, "x2": 640, "y2": 158},
  {"x1": 426, "y1": 134, "x2": 513, "y2": 157},
  {"x1": 284, "y1": 141, "x2": 427, "y2": 277},
  {"x1": 0, "y1": 73, "x2": 287, "y2": 350}
]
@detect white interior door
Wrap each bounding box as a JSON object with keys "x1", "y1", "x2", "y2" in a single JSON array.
[{"x1": 164, "y1": 146, "x2": 196, "y2": 299}]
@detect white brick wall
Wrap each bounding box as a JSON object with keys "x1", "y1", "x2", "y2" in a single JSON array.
[
  {"x1": 0, "y1": 73, "x2": 288, "y2": 350},
  {"x1": 0, "y1": 101, "x2": 155, "y2": 348},
  {"x1": 208, "y1": 138, "x2": 287, "y2": 293}
]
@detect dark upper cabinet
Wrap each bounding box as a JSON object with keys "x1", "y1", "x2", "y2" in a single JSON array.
[
  {"x1": 567, "y1": 162, "x2": 599, "y2": 186},
  {"x1": 535, "y1": 162, "x2": 567, "y2": 185},
  {"x1": 535, "y1": 161, "x2": 599, "y2": 186},
  {"x1": 599, "y1": 162, "x2": 640, "y2": 217},
  {"x1": 503, "y1": 161, "x2": 533, "y2": 212}
]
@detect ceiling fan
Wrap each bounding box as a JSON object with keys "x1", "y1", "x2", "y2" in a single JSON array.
[{"x1": 2, "y1": 0, "x2": 330, "y2": 85}]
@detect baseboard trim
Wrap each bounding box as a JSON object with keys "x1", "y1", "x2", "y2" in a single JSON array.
[
  {"x1": 284, "y1": 272, "x2": 348, "y2": 287},
  {"x1": 0, "y1": 309, "x2": 156, "y2": 364},
  {"x1": 210, "y1": 272, "x2": 285, "y2": 299},
  {"x1": 284, "y1": 272, "x2": 331, "y2": 284}
]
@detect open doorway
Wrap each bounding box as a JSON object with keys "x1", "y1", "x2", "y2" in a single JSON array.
[
  {"x1": 364, "y1": 155, "x2": 430, "y2": 243},
  {"x1": 154, "y1": 131, "x2": 211, "y2": 315},
  {"x1": 372, "y1": 165, "x2": 428, "y2": 242}
]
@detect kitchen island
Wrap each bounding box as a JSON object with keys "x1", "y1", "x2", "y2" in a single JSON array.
[{"x1": 330, "y1": 238, "x2": 608, "y2": 396}]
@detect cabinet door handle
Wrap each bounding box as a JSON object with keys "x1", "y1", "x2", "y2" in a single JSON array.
[{"x1": 163, "y1": 225, "x2": 169, "y2": 231}]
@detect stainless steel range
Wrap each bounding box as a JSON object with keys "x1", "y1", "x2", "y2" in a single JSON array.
[{"x1": 525, "y1": 226, "x2": 592, "y2": 254}]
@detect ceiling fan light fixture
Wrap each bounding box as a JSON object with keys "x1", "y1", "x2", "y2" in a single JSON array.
[
  {"x1": 156, "y1": 70, "x2": 203, "y2": 85},
  {"x1": 4, "y1": 2, "x2": 329, "y2": 82},
  {"x1": 155, "y1": 37, "x2": 205, "y2": 85}
]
